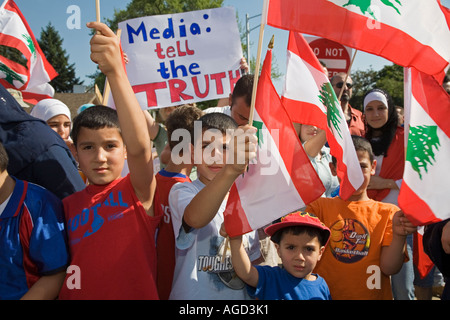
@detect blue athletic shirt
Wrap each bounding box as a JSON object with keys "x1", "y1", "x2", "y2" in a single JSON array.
[
  {"x1": 247, "y1": 265, "x2": 332, "y2": 300},
  {"x1": 0, "y1": 177, "x2": 69, "y2": 300}
]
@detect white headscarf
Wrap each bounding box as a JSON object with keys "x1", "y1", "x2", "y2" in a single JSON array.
[
  {"x1": 31, "y1": 99, "x2": 71, "y2": 122},
  {"x1": 363, "y1": 91, "x2": 388, "y2": 111}
]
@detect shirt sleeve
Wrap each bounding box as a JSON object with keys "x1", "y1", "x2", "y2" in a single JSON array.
[
  {"x1": 381, "y1": 206, "x2": 396, "y2": 247},
  {"x1": 168, "y1": 182, "x2": 196, "y2": 241},
  {"x1": 246, "y1": 265, "x2": 269, "y2": 299},
  {"x1": 305, "y1": 199, "x2": 323, "y2": 221},
  {"x1": 29, "y1": 191, "x2": 69, "y2": 275}
]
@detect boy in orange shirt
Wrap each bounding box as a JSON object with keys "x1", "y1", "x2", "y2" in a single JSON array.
[{"x1": 306, "y1": 135, "x2": 416, "y2": 299}]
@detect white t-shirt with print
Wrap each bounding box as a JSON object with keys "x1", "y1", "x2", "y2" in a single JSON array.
[{"x1": 168, "y1": 179, "x2": 260, "y2": 300}]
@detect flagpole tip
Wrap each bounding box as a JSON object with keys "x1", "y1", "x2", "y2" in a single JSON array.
[{"x1": 268, "y1": 35, "x2": 274, "y2": 49}]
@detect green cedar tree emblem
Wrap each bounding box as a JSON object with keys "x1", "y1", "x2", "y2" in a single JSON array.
[
  {"x1": 405, "y1": 125, "x2": 440, "y2": 180},
  {"x1": 342, "y1": 0, "x2": 402, "y2": 19},
  {"x1": 22, "y1": 33, "x2": 36, "y2": 59},
  {"x1": 0, "y1": 62, "x2": 25, "y2": 86},
  {"x1": 252, "y1": 120, "x2": 264, "y2": 148},
  {"x1": 242, "y1": 119, "x2": 264, "y2": 177},
  {"x1": 319, "y1": 82, "x2": 343, "y2": 139}
]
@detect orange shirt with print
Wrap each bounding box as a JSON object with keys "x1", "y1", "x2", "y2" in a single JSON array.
[{"x1": 306, "y1": 197, "x2": 399, "y2": 300}]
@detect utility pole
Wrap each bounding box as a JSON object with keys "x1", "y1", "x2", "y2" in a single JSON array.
[{"x1": 245, "y1": 13, "x2": 261, "y2": 71}]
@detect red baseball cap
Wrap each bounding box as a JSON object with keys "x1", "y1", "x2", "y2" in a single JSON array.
[{"x1": 265, "y1": 211, "x2": 331, "y2": 246}]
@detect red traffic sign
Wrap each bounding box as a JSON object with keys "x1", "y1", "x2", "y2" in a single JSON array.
[{"x1": 306, "y1": 37, "x2": 352, "y2": 79}]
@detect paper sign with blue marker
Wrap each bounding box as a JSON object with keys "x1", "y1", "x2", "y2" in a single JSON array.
[{"x1": 117, "y1": 7, "x2": 243, "y2": 109}]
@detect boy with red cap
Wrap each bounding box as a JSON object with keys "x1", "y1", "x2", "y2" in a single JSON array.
[
  {"x1": 306, "y1": 135, "x2": 417, "y2": 300},
  {"x1": 221, "y1": 211, "x2": 332, "y2": 300}
]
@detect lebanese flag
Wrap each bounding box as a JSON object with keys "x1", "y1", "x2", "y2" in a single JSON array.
[
  {"x1": 399, "y1": 67, "x2": 450, "y2": 278},
  {"x1": 399, "y1": 67, "x2": 450, "y2": 226},
  {"x1": 265, "y1": 0, "x2": 450, "y2": 77},
  {"x1": 282, "y1": 31, "x2": 363, "y2": 200},
  {"x1": 0, "y1": 0, "x2": 57, "y2": 103},
  {"x1": 223, "y1": 48, "x2": 325, "y2": 238}
]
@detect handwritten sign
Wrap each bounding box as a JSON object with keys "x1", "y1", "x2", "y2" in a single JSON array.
[{"x1": 118, "y1": 7, "x2": 243, "y2": 109}]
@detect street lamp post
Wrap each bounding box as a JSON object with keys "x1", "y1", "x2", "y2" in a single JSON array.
[{"x1": 245, "y1": 13, "x2": 261, "y2": 71}]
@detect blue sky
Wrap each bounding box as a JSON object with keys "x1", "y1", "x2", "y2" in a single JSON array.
[{"x1": 14, "y1": 0, "x2": 450, "y2": 93}]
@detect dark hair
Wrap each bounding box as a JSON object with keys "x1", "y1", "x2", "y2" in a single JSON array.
[
  {"x1": 71, "y1": 105, "x2": 121, "y2": 147},
  {"x1": 271, "y1": 225, "x2": 328, "y2": 247},
  {"x1": 231, "y1": 74, "x2": 254, "y2": 108},
  {"x1": 190, "y1": 112, "x2": 238, "y2": 145},
  {"x1": 165, "y1": 104, "x2": 204, "y2": 151},
  {"x1": 0, "y1": 142, "x2": 9, "y2": 172},
  {"x1": 363, "y1": 88, "x2": 398, "y2": 157},
  {"x1": 332, "y1": 135, "x2": 374, "y2": 165},
  {"x1": 352, "y1": 135, "x2": 374, "y2": 162}
]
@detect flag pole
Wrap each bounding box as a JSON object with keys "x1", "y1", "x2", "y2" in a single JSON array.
[
  {"x1": 102, "y1": 29, "x2": 122, "y2": 106},
  {"x1": 337, "y1": 49, "x2": 358, "y2": 101},
  {"x1": 220, "y1": 0, "x2": 269, "y2": 262},
  {"x1": 95, "y1": 0, "x2": 102, "y2": 37},
  {"x1": 96, "y1": 0, "x2": 101, "y2": 22},
  {"x1": 248, "y1": 0, "x2": 269, "y2": 126}
]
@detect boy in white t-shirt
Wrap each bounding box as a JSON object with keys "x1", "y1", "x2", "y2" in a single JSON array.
[{"x1": 168, "y1": 112, "x2": 261, "y2": 300}]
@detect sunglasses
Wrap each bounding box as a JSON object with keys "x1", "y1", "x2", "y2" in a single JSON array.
[{"x1": 335, "y1": 82, "x2": 353, "y2": 89}]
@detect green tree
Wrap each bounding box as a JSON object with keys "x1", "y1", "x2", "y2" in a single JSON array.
[
  {"x1": 350, "y1": 63, "x2": 404, "y2": 110},
  {"x1": 0, "y1": 46, "x2": 27, "y2": 69},
  {"x1": 349, "y1": 66, "x2": 378, "y2": 111},
  {"x1": 39, "y1": 23, "x2": 83, "y2": 92},
  {"x1": 374, "y1": 63, "x2": 404, "y2": 106},
  {"x1": 106, "y1": 0, "x2": 224, "y2": 31}
]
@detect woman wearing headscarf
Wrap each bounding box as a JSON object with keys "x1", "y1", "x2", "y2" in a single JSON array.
[
  {"x1": 363, "y1": 88, "x2": 404, "y2": 204},
  {"x1": 363, "y1": 88, "x2": 415, "y2": 301},
  {"x1": 31, "y1": 98, "x2": 74, "y2": 152},
  {"x1": 31, "y1": 98, "x2": 87, "y2": 184}
]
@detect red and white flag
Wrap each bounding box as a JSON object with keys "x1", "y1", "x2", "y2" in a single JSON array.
[
  {"x1": 223, "y1": 48, "x2": 325, "y2": 238},
  {"x1": 282, "y1": 31, "x2": 363, "y2": 200},
  {"x1": 265, "y1": 0, "x2": 450, "y2": 78},
  {"x1": 399, "y1": 67, "x2": 450, "y2": 279},
  {"x1": 0, "y1": 0, "x2": 57, "y2": 104},
  {"x1": 398, "y1": 68, "x2": 450, "y2": 278},
  {"x1": 399, "y1": 67, "x2": 450, "y2": 226}
]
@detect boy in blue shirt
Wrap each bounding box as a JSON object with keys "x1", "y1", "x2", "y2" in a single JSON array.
[
  {"x1": 221, "y1": 211, "x2": 332, "y2": 300},
  {"x1": 0, "y1": 142, "x2": 69, "y2": 299}
]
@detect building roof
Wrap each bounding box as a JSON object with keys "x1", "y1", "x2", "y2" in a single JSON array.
[{"x1": 54, "y1": 92, "x2": 102, "y2": 119}]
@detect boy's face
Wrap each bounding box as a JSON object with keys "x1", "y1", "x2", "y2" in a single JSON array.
[
  {"x1": 75, "y1": 127, "x2": 126, "y2": 185},
  {"x1": 192, "y1": 131, "x2": 231, "y2": 185},
  {"x1": 329, "y1": 150, "x2": 376, "y2": 199},
  {"x1": 230, "y1": 96, "x2": 250, "y2": 126},
  {"x1": 275, "y1": 232, "x2": 325, "y2": 280},
  {"x1": 352, "y1": 150, "x2": 376, "y2": 197}
]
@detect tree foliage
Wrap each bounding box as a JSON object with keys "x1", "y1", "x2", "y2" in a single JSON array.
[
  {"x1": 39, "y1": 23, "x2": 83, "y2": 92},
  {"x1": 350, "y1": 63, "x2": 403, "y2": 111},
  {"x1": 106, "y1": 0, "x2": 224, "y2": 32}
]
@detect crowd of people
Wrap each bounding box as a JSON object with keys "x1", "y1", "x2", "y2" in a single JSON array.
[{"x1": 0, "y1": 21, "x2": 449, "y2": 301}]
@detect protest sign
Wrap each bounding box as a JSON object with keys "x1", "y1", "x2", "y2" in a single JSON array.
[{"x1": 118, "y1": 7, "x2": 243, "y2": 109}]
